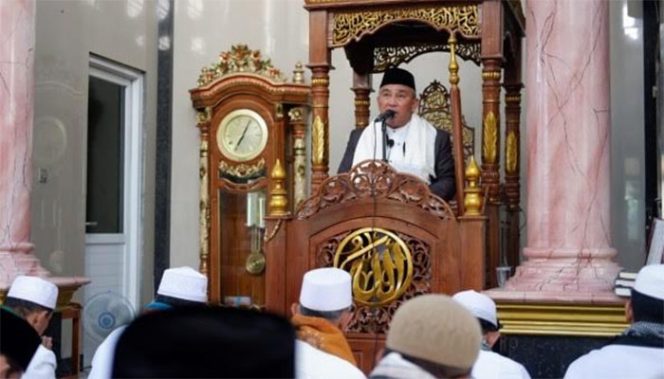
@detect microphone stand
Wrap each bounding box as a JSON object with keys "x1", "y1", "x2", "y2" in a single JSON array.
[{"x1": 381, "y1": 119, "x2": 389, "y2": 163}]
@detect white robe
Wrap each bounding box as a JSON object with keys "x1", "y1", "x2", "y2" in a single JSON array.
[
  {"x1": 87, "y1": 326, "x2": 127, "y2": 379},
  {"x1": 351, "y1": 114, "x2": 437, "y2": 183},
  {"x1": 295, "y1": 340, "x2": 366, "y2": 379},
  {"x1": 564, "y1": 344, "x2": 664, "y2": 379},
  {"x1": 24, "y1": 345, "x2": 56, "y2": 379},
  {"x1": 472, "y1": 350, "x2": 531, "y2": 379}
]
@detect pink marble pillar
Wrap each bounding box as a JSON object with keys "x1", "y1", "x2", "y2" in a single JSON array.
[
  {"x1": 0, "y1": 0, "x2": 49, "y2": 288},
  {"x1": 502, "y1": 0, "x2": 620, "y2": 298}
]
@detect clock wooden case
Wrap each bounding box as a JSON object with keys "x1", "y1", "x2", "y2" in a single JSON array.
[{"x1": 190, "y1": 45, "x2": 309, "y2": 306}]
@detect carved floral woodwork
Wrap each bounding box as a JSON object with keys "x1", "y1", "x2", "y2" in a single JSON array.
[
  {"x1": 373, "y1": 42, "x2": 481, "y2": 72},
  {"x1": 296, "y1": 161, "x2": 456, "y2": 221}
]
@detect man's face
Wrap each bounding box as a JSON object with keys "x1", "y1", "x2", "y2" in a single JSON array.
[
  {"x1": 28, "y1": 310, "x2": 53, "y2": 336},
  {"x1": 377, "y1": 84, "x2": 419, "y2": 128}
]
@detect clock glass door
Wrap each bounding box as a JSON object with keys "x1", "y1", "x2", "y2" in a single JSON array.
[{"x1": 217, "y1": 188, "x2": 267, "y2": 307}]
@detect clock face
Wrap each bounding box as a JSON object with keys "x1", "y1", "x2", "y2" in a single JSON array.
[{"x1": 216, "y1": 109, "x2": 268, "y2": 162}]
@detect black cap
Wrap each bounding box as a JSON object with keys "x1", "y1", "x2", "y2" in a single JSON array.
[
  {"x1": 0, "y1": 307, "x2": 41, "y2": 372},
  {"x1": 113, "y1": 305, "x2": 296, "y2": 378},
  {"x1": 380, "y1": 67, "x2": 416, "y2": 91}
]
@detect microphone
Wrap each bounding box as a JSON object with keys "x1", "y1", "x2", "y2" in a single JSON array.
[
  {"x1": 386, "y1": 138, "x2": 395, "y2": 148},
  {"x1": 374, "y1": 109, "x2": 396, "y2": 123}
]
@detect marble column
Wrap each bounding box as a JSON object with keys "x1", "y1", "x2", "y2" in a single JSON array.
[
  {"x1": 0, "y1": 0, "x2": 50, "y2": 288},
  {"x1": 502, "y1": 0, "x2": 620, "y2": 299}
]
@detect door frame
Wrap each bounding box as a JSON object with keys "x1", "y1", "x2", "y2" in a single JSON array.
[{"x1": 87, "y1": 55, "x2": 144, "y2": 308}]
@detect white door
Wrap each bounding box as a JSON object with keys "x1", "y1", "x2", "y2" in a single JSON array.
[{"x1": 84, "y1": 56, "x2": 143, "y2": 365}]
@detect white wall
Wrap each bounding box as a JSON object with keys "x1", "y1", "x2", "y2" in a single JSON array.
[
  {"x1": 609, "y1": 0, "x2": 646, "y2": 270},
  {"x1": 33, "y1": 0, "x2": 158, "y2": 300}
]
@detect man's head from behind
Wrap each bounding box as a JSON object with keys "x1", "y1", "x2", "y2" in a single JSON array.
[
  {"x1": 385, "y1": 294, "x2": 481, "y2": 378},
  {"x1": 627, "y1": 264, "x2": 664, "y2": 324},
  {"x1": 4, "y1": 275, "x2": 58, "y2": 335},
  {"x1": 453, "y1": 290, "x2": 501, "y2": 347},
  {"x1": 148, "y1": 266, "x2": 208, "y2": 310},
  {"x1": 0, "y1": 308, "x2": 41, "y2": 378},
  {"x1": 378, "y1": 67, "x2": 419, "y2": 128},
  {"x1": 112, "y1": 306, "x2": 296, "y2": 378},
  {"x1": 294, "y1": 267, "x2": 353, "y2": 328}
]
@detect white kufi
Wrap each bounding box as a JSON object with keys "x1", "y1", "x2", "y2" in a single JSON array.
[
  {"x1": 633, "y1": 264, "x2": 664, "y2": 301},
  {"x1": 157, "y1": 266, "x2": 208, "y2": 303},
  {"x1": 299, "y1": 268, "x2": 352, "y2": 311},
  {"x1": 452, "y1": 289, "x2": 498, "y2": 328},
  {"x1": 7, "y1": 276, "x2": 59, "y2": 310}
]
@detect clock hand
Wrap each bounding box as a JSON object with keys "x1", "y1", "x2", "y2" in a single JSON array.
[{"x1": 234, "y1": 120, "x2": 252, "y2": 151}]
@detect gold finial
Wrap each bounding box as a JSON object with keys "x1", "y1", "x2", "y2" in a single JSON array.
[
  {"x1": 293, "y1": 62, "x2": 305, "y2": 84},
  {"x1": 269, "y1": 159, "x2": 288, "y2": 216},
  {"x1": 448, "y1": 33, "x2": 459, "y2": 86},
  {"x1": 463, "y1": 156, "x2": 482, "y2": 216}
]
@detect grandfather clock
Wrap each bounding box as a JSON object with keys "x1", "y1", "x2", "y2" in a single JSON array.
[{"x1": 190, "y1": 45, "x2": 309, "y2": 306}]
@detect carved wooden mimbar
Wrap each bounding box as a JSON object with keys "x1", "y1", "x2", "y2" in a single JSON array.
[
  {"x1": 303, "y1": 0, "x2": 525, "y2": 290},
  {"x1": 261, "y1": 0, "x2": 524, "y2": 372},
  {"x1": 265, "y1": 160, "x2": 486, "y2": 372}
]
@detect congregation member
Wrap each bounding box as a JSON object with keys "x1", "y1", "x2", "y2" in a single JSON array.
[
  {"x1": 453, "y1": 290, "x2": 531, "y2": 379},
  {"x1": 564, "y1": 264, "x2": 664, "y2": 378},
  {"x1": 112, "y1": 305, "x2": 296, "y2": 378},
  {"x1": 370, "y1": 294, "x2": 481, "y2": 379},
  {"x1": 291, "y1": 267, "x2": 366, "y2": 379},
  {"x1": 338, "y1": 67, "x2": 456, "y2": 201},
  {"x1": 88, "y1": 266, "x2": 208, "y2": 379},
  {"x1": 0, "y1": 307, "x2": 42, "y2": 378},
  {"x1": 3, "y1": 276, "x2": 59, "y2": 379}
]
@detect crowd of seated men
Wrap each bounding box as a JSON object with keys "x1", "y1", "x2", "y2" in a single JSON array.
[{"x1": 2, "y1": 264, "x2": 663, "y2": 379}]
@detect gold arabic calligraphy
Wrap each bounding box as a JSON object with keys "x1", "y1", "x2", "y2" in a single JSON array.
[{"x1": 334, "y1": 228, "x2": 413, "y2": 306}]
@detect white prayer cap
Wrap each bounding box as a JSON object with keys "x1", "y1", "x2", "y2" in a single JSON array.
[
  {"x1": 452, "y1": 290, "x2": 498, "y2": 328},
  {"x1": 7, "y1": 276, "x2": 59, "y2": 310},
  {"x1": 299, "y1": 268, "x2": 352, "y2": 311},
  {"x1": 633, "y1": 264, "x2": 664, "y2": 301},
  {"x1": 157, "y1": 266, "x2": 208, "y2": 303}
]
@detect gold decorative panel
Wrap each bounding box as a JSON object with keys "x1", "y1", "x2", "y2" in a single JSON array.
[
  {"x1": 505, "y1": 131, "x2": 518, "y2": 174},
  {"x1": 374, "y1": 42, "x2": 481, "y2": 72},
  {"x1": 332, "y1": 5, "x2": 480, "y2": 47},
  {"x1": 218, "y1": 158, "x2": 266, "y2": 180},
  {"x1": 333, "y1": 228, "x2": 413, "y2": 306},
  {"x1": 418, "y1": 80, "x2": 475, "y2": 160},
  {"x1": 482, "y1": 111, "x2": 498, "y2": 164},
  {"x1": 312, "y1": 115, "x2": 325, "y2": 165},
  {"x1": 318, "y1": 229, "x2": 432, "y2": 334},
  {"x1": 197, "y1": 44, "x2": 286, "y2": 87}
]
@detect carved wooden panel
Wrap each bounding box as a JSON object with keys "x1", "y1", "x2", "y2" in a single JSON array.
[{"x1": 316, "y1": 229, "x2": 432, "y2": 334}]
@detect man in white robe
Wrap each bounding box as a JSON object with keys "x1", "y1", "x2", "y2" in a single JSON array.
[
  {"x1": 292, "y1": 267, "x2": 366, "y2": 379},
  {"x1": 338, "y1": 67, "x2": 456, "y2": 201},
  {"x1": 87, "y1": 266, "x2": 208, "y2": 379},
  {"x1": 564, "y1": 264, "x2": 664, "y2": 379},
  {"x1": 453, "y1": 290, "x2": 531, "y2": 379},
  {"x1": 3, "y1": 276, "x2": 59, "y2": 379}
]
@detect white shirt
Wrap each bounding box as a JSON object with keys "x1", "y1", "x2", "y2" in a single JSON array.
[
  {"x1": 24, "y1": 345, "x2": 56, "y2": 379},
  {"x1": 295, "y1": 340, "x2": 366, "y2": 379},
  {"x1": 87, "y1": 326, "x2": 127, "y2": 379},
  {"x1": 472, "y1": 350, "x2": 531, "y2": 379},
  {"x1": 564, "y1": 344, "x2": 664, "y2": 379},
  {"x1": 386, "y1": 124, "x2": 409, "y2": 164}
]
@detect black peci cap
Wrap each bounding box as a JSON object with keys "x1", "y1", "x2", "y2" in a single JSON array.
[{"x1": 380, "y1": 67, "x2": 416, "y2": 91}]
